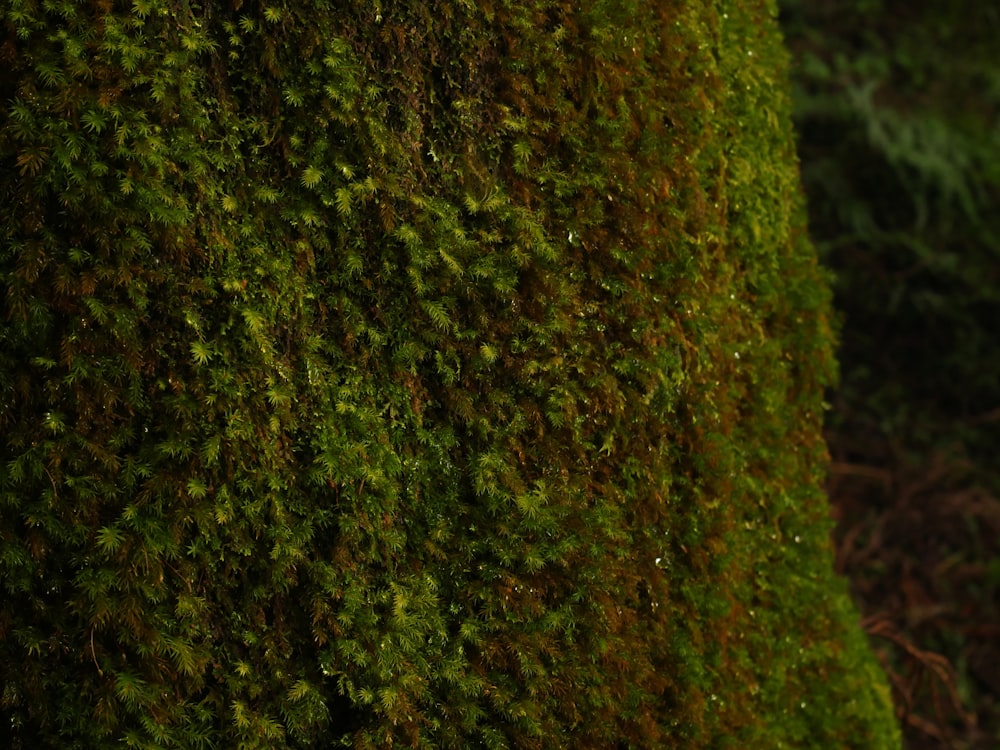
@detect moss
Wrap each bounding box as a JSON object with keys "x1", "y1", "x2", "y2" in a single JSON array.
[{"x1": 1, "y1": 1, "x2": 898, "y2": 747}]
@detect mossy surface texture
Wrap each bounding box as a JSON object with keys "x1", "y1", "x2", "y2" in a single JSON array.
[{"x1": 0, "y1": 1, "x2": 899, "y2": 747}]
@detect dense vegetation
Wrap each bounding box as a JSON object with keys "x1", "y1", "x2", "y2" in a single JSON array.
[
  {"x1": 2, "y1": 2, "x2": 898, "y2": 747},
  {"x1": 781, "y1": 1, "x2": 1000, "y2": 747}
]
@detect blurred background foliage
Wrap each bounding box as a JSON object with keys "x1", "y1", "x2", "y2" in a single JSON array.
[{"x1": 780, "y1": 1, "x2": 1000, "y2": 747}]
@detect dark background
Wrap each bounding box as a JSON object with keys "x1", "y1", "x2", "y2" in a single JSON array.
[{"x1": 780, "y1": 1, "x2": 1000, "y2": 747}]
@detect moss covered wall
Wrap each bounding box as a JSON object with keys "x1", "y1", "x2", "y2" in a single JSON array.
[{"x1": 1, "y1": 1, "x2": 898, "y2": 747}]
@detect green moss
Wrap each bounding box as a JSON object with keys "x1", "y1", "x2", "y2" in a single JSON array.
[{"x1": 1, "y1": 1, "x2": 898, "y2": 747}]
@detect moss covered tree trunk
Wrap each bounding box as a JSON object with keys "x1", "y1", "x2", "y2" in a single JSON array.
[{"x1": 1, "y1": 1, "x2": 898, "y2": 747}]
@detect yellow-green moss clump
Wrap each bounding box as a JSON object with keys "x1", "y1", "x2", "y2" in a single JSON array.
[{"x1": 1, "y1": 1, "x2": 899, "y2": 748}]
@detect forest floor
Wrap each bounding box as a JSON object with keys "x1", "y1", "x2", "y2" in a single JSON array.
[{"x1": 828, "y1": 411, "x2": 1000, "y2": 750}]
